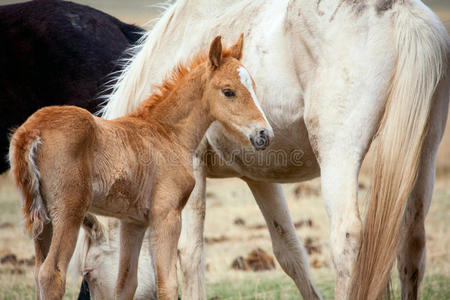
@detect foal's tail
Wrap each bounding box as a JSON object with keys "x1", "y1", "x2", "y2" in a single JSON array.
[
  {"x1": 350, "y1": 5, "x2": 449, "y2": 300},
  {"x1": 9, "y1": 127, "x2": 49, "y2": 239}
]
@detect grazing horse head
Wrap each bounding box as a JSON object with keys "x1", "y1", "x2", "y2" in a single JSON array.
[
  {"x1": 204, "y1": 35, "x2": 274, "y2": 150},
  {"x1": 70, "y1": 215, "x2": 156, "y2": 300}
]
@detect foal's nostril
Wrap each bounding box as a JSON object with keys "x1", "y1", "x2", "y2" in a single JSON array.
[{"x1": 250, "y1": 128, "x2": 272, "y2": 150}]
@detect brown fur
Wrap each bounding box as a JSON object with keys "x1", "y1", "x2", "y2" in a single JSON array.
[
  {"x1": 9, "y1": 127, "x2": 42, "y2": 236},
  {"x1": 9, "y1": 34, "x2": 271, "y2": 300}
]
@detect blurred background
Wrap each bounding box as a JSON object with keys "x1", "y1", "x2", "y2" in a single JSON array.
[{"x1": 0, "y1": 0, "x2": 449, "y2": 299}]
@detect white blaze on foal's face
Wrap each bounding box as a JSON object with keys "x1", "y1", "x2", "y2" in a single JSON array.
[
  {"x1": 236, "y1": 66, "x2": 273, "y2": 150},
  {"x1": 237, "y1": 66, "x2": 271, "y2": 126}
]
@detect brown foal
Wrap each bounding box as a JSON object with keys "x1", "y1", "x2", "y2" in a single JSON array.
[{"x1": 9, "y1": 35, "x2": 273, "y2": 300}]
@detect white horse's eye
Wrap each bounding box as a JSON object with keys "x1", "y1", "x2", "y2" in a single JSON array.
[{"x1": 83, "y1": 269, "x2": 93, "y2": 281}]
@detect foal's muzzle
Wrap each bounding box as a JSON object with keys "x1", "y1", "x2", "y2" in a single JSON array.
[{"x1": 250, "y1": 128, "x2": 273, "y2": 150}]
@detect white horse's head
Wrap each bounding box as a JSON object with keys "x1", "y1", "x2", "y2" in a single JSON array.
[{"x1": 70, "y1": 214, "x2": 156, "y2": 300}]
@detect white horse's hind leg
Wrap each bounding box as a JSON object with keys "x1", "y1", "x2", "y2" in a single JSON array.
[
  {"x1": 303, "y1": 38, "x2": 394, "y2": 297},
  {"x1": 318, "y1": 157, "x2": 362, "y2": 299},
  {"x1": 178, "y1": 152, "x2": 207, "y2": 300},
  {"x1": 396, "y1": 77, "x2": 449, "y2": 300},
  {"x1": 396, "y1": 159, "x2": 432, "y2": 300},
  {"x1": 304, "y1": 75, "x2": 389, "y2": 298},
  {"x1": 305, "y1": 111, "x2": 374, "y2": 299},
  {"x1": 246, "y1": 180, "x2": 322, "y2": 300}
]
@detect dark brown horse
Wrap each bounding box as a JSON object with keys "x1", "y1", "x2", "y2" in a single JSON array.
[{"x1": 0, "y1": 0, "x2": 144, "y2": 174}]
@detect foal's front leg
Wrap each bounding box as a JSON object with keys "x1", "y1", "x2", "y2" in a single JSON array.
[
  {"x1": 151, "y1": 181, "x2": 193, "y2": 300},
  {"x1": 115, "y1": 220, "x2": 146, "y2": 300},
  {"x1": 151, "y1": 207, "x2": 182, "y2": 300}
]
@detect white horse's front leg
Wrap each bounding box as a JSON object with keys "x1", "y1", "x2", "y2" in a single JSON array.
[
  {"x1": 178, "y1": 150, "x2": 207, "y2": 300},
  {"x1": 246, "y1": 180, "x2": 322, "y2": 300}
]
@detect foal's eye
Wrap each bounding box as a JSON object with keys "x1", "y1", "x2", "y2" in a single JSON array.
[{"x1": 222, "y1": 89, "x2": 235, "y2": 98}]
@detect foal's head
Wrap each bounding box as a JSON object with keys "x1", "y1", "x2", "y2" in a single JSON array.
[{"x1": 204, "y1": 35, "x2": 273, "y2": 150}]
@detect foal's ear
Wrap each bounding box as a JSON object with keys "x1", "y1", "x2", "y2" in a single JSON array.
[
  {"x1": 229, "y1": 33, "x2": 244, "y2": 60},
  {"x1": 82, "y1": 213, "x2": 104, "y2": 241},
  {"x1": 209, "y1": 36, "x2": 222, "y2": 70}
]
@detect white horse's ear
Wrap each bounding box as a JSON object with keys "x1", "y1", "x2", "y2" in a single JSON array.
[
  {"x1": 209, "y1": 36, "x2": 222, "y2": 69},
  {"x1": 229, "y1": 33, "x2": 244, "y2": 60},
  {"x1": 82, "y1": 213, "x2": 104, "y2": 241}
]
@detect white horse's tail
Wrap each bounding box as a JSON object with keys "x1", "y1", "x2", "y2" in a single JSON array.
[{"x1": 350, "y1": 4, "x2": 449, "y2": 299}]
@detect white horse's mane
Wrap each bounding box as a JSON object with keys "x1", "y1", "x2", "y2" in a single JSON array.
[
  {"x1": 96, "y1": 1, "x2": 170, "y2": 118},
  {"x1": 99, "y1": 0, "x2": 250, "y2": 120},
  {"x1": 99, "y1": 1, "x2": 178, "y2": 119}
]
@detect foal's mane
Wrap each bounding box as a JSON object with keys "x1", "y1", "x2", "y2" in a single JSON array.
[{"x1": 130, "y1": 48, "x2": 233, "y2": 118}]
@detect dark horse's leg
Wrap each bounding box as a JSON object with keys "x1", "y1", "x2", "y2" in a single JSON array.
[{"x1": 77, "y1": 280, "x2": 90, "y2": 300}]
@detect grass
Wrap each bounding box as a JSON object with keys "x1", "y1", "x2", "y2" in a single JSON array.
[
  {"x1": 205, "y1": 275, "x2": 450, "y2": 300},
  {"x1": 0, "y1": 273, "x2": 448, "y2": 300},
  {"x1": 207, "y1": 277, "x2": 333, "y2": 300},
  {"x1": 1, "y1": 170, "x2": 449, "y2": 299},
  {"x1": 0, "y1": 275, "x2": 79, "y2": 300}
]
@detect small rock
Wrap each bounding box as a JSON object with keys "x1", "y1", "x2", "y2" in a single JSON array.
[
  {"x1": 206, "y1": 192, "x2": 216, "y2": 199},
  {"x1": 311, "y1": 259, "x2": 323, "y2": 269},
  {"x1": 304, "y1": 238, "x2": 322, "y2": 255},
  {"x1": 293, "y1": 183, "x2": 320, "y2": 198},
  {"x1": 233, "y1": 218, "x2": 245, "y2": 226},
  {"x1": 205, "y1": 235, "x2": 229, "y2": 244},
  {"x1": 0, "y1": 222, "x2": 14, "y2": 229},
  {"x1": 231, "y1": 248, "x2": 275, "y2": 272},
  {"x1": 294, "y1": 219, "x2": 314, "y2": 229},
  {"x1": 1, "y1": 253, "x2": 17, "y2": 265}
]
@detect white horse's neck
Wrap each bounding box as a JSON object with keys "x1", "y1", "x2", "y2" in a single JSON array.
[
  {"x1": 101, "y1": 0, "x2": 308, "y2": 120},
  {"x1": 101, "y1": 0, "x2": 392, "y2": 132}
]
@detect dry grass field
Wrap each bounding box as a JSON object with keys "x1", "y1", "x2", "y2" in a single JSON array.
[
  {"x1": 0, "y1": 160, "x2": 449, "y2": 299},
  {"x1": 1, "y1": 127, "x2": 449, "y2": 299},
  {"x1": 1, "y1": 0, "x2": 449, "y2": 299}
]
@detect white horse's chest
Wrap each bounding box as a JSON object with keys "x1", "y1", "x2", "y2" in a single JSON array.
[
  {"x1": 204, "y1": 18, "x2": 319, "y2": 181},
  {"x1": 206, "y1": 53, "x2": 319, "y2": 181}
]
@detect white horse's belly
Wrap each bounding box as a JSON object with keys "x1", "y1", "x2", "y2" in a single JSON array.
[{"x1": 205, "y1": 117, "x2": 320, "y2": 183}]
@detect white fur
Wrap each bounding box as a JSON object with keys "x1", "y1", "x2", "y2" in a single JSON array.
[
  {"x1": 70, "y1": 217, "x2": 157, "y2": 300},
  {"x1": 97, "y1": 0, "x2": 449, "y2": 298},
  {"x1": 237, "y1": 66, "x2": 271, "y2": 127},
  {"x1": 27, "y1": 137, "x2": 49, "y2": 238}
]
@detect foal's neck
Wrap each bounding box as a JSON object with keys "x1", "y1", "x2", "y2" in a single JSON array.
[{"x1": 130, "y1": 64, "x2": 213, "y2": 153}]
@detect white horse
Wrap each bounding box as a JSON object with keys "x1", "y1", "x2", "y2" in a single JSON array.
[
  {"x1": 100, "y1": 0, "x2": 449, "y2": 299},
  {"x1": 71, "y1": 215, "x2": 157, "y2": 300}
]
